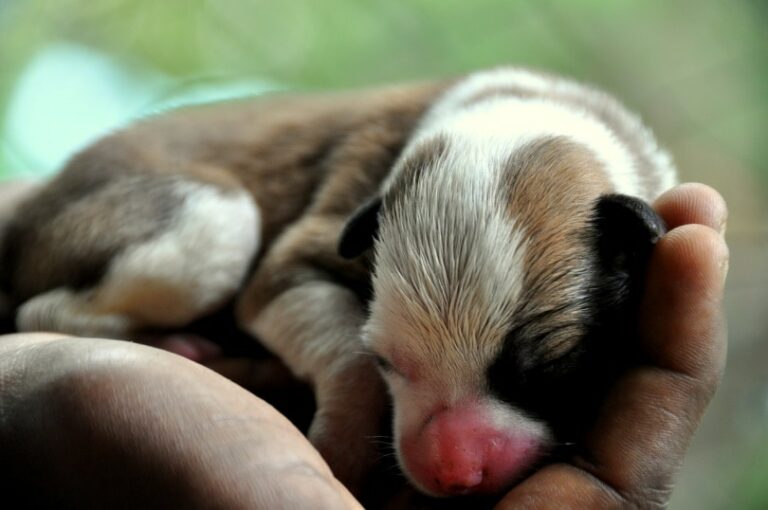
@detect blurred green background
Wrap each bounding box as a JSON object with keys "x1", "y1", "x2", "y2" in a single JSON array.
[{"x1": 0, "y1": 1, "x2": 766, "y2": 508}]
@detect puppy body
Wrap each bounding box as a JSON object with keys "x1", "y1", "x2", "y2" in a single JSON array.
[
  {"x1": 0, "y1": 68, "x2": 675, "y2": 496},
  {"x1": 0, "y1": 81, "x2": 444, "y2": 490}
]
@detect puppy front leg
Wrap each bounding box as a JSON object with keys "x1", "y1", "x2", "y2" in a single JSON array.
[
  {"x1": 246, "y1": 282, "x2": 385, "y2": 491},
  {"x1": 236, "y1": 218, "x2": 385, "y2": 494}
]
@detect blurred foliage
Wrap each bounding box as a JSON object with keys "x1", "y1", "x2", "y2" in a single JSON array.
[
  {"x1": 731, "y1": 434, "x2": 768, "y2": 510},
  {"x1": 1, "y1": 0, "x2": 767, "y2": 181},
  {"x1": 732, "y1": 446, "x2": 768, "y2": 510}
]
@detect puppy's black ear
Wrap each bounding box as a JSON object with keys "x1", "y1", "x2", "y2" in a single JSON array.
[
  {"x1": 591, "y1": 194, "x2": 666, "y2": 307},
  {"x1": 338, "y1": 197, "x2": 382, "y2": 259}
]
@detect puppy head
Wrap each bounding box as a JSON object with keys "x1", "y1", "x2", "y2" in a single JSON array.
[{"x1": 339, "y1": 136, "x2": 665, "y2": 496}]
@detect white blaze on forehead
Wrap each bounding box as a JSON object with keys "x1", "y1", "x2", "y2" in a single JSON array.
[
  {"x1": 447, "y1": 67, "x2": 675, "y2": 197},
  {"x1": 420, "y1": 100, "x2": 639, "y2": 197},
  {"x1": 368, "y1": 136, "x2": 528, "y2": 374},
  {"x1": 382, "y1": 67, "x2": 647, "y2": 199}
]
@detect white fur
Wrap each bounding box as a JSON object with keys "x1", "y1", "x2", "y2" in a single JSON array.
[
  {"x1": 91, "y1": 183, "x2": 260, "y2": 326},
  {"x1": 367, "y1": 136, "x2": 529, "y2": 375},
  {"x1": 364, "y1": 135, "x2": 547, "y2": 482},
  {"x1": 384, "y1": 67, "x2": 676, "y2": 200},
  {"x1": 250, "y1": 282, "x2": 366, "y2": 380},
  {"x1": 17, "y1": 183, "x2": 260, "y2": 336},
  {"x1": 428, "y1": 99, "x2": 640, "y2": 194}
]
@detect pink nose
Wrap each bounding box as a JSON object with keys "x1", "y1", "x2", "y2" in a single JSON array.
[{"x1": 401, "y1": 403, "x2": 542, "y2": 496}]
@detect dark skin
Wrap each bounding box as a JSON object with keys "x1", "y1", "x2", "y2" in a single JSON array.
[{"x1": 0, "y1": 183, "x2": 728, "y2": 509}]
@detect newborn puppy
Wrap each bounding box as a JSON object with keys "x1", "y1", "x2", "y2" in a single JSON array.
[
  {"x1": 0, "y1": 68, "x2": 675, "y2": 497},
  {"x1": 340, "y1": 70, "x2": 675, "y2": 496}
]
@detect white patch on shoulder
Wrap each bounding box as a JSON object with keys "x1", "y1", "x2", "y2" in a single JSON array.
[
  {"x1": 91, "y1": 182, "x2": 260, "y2": 327},
  {"x1": 16, "y1": 183, "x2": 260, "y2": 336}
]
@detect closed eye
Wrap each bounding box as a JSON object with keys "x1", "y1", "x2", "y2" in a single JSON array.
[{"x1": 369, "y1": 349, "x2": 411, "y2": 379}]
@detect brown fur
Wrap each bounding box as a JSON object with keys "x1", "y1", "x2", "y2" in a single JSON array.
[
  {"x1": 234, "y1": 82, "x2": 447, "y2": 319},
  {"x1": 461, "y1": 77, "x2": 666, "y2": 199},
  {"x1": 503, "y1": 137, "x2": 612, "y2": 359},
  {"x1": 383, "y1": 135, "x2": 450, "y2": 204},
  {"x1": 2, "y1": 174, "x2": 183, "y2": 300},
  {"x1": 461, "y1": 85, "x2": 540, "y2": 106},
  {"x1": 1, "y1": 82, "x2": 445, "y2": 306},
  {"x1": 0, "y1": 81, "x2": 447, "y2": 493}
]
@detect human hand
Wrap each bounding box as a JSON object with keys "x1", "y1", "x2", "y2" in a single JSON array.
[
  {"x1": 0, "y1": 333, "x2": 362, "y2": 509},
  {"x1": 0, "y1": 182, "x2": 728, "y2": 509},
  {"x1": 491, "y1": 183, "x2": 729, "y2": 509}
]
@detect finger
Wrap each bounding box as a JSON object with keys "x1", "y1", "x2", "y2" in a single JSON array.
[
  {"x1": 0, "y1": 332, "x2": 73, "y2": 352},
  {"x1": 639, "y1": 225, "x2": 728, "y2": 379},
  {"x1": 653, "y1": 182, "x2": 727, "y2": 233},
  {"x1": 0, "y1": 335, "x2": 363, "y2": 509},
  {"x1": 579, "y1": 225, "x2": 728, "y2": 501},
  {"x1": 495, "y1": 464, "x2": 624, "y2": 509},
  {"x1": 497, "y1": 223, "x2": 728, "y2": 509}
]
